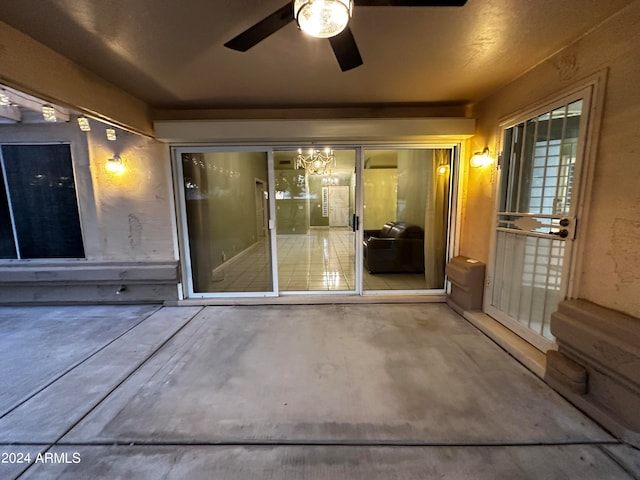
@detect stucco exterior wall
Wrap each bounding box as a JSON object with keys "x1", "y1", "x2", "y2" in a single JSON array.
[
  {"x1": 462, "y1": 1, "x2": 640, "y2": 317},
  {"x1": 0, "y1": 119, "x2": 178, "y2": 304},
  {"x1": 86, "y1": 119, "x2": 176, "y2": 262}
]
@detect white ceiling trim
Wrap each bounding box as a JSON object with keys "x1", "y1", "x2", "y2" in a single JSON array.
[{"x1": 154, "y1": 117, "x2": 475, "y2": 143}]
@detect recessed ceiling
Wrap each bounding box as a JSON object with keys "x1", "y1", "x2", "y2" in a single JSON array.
[{"x1": 0, "y1": 0, "x2": 634, "y2": 111}]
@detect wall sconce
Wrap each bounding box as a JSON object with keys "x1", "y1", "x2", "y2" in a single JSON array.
[
  {"x1": 106, "y1": 155, "x2": 125, "y2": 174},
  {"x1": 470, "y1": 147, "x2": 493, "y2": 168},
  {"x1": 42, "y1": 104, "x2": 57, "y2": 122},
  {"x1": 106, "y1": 128, "x2": 117, "y2": 141},
  {"x1": 0, "y1": 89, "x2": 10, "y2": 106},
  {"x1": 437, "y1": 164, "x2": 450, "y2": 175},
  {"x1": 77, "y1": 116, "x2": 91, "y2": 132}
]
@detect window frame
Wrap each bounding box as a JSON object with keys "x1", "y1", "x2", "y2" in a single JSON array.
[
  {"x1": 0, "y1": 143, "x2": 86, "y2": 259},
  {"x1": 0, "y1": 123, "x2": 99, "y2": 263}
]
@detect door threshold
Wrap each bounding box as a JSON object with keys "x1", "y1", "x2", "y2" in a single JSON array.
[{"x1": 167, "y1": 294, "x2": 446, "y2": 307}]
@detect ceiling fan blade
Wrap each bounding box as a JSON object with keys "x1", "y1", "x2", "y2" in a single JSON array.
[
  {"x1": 328, "y1": 26, "x2": 363, "y2": 72},
  {"x1": 224, "y1": 2, "x2": 294, "y2": 52},
  {"x1": 354, "y1": 0, "x2": 467, "y2": 6}
]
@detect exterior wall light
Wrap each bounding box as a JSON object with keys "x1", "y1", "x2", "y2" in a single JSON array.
[
  {"x1": 42, "y1": 104, "x2": 57, "y2": 122},
  {"x1": 470, "y1": 147, "x2": 493, "y2": 168},
  {"x1": 106, "y1": 155, "x2": 125, "y2": 174},
  {"x1": 106, "y1": 128, "x2": 117, "y2": 141},
  {"x1": 0, "y1": 89, "x2": 10, "y2": 106},
  {"x1": 77, "y1": 116, "x2": 91, "y2": 131}
]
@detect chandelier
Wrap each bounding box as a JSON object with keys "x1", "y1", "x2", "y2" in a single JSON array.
[
  {"x1": 295, "y1": 148, "x2": 336, "y2": 175},
  {"x1": 294, "y1": 0, "x2": 353, "y2": 38}
]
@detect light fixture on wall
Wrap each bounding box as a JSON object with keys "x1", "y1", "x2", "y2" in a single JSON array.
[
  {"x1": 106, "y1": 155, "x2": 125, "y2": 174},
  {"x1": 42, "y1": 104, "x2": 57, "y2": 122},
  {"x1": 295, "y1": 148, "x2": 336, "y2": 175},
  {"x1": 0, "y1": 89, "x2": 10, "y2": 106},
  {"x1": 77, "y1": 116, "x2": 91, "y2": 132},
  {"x1": 294, "y1": 0, "x2": 353, "y2": 38},
  {"x1": 470, "y1": 147, "x2": 493, "y2": 168},
  {"x1": 106, "y1": 128, "x2": 117, "y2": 141}
]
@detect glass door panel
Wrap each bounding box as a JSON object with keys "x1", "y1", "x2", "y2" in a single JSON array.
[
  {"x1": 179, "y1": 150, "x2": 273, "y2": 295},
  {"x1": 274, "y1": 149, "x2": 356, "y2": 292},
  {"x1": 362, "y1": 149, "x2": 451, "y2": 292}
]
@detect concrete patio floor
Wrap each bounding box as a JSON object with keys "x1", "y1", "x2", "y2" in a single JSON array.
[{"x1": 1, "y1": 303, "x2": 639, "y2": 479}]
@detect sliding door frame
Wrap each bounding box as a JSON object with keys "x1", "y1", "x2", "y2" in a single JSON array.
[
  {"x1": 172, "y1": 145, "x2": 278, "y2": 299},
  {"x1": 171, "y1": 141, "x2": 462, "y2": 300}
]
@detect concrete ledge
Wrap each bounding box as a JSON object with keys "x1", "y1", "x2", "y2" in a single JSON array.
[
  {"x1": 0, "y1": 261, "x2": 179, "y2": 304},
  {"x1": 460, "y1": 309, "x2": 547, "y2": 378},
  {"x1": 547, "y1": 299, "x2": 640, "y2": 447},
  {"x1": 169, "y1": 294, "x2": 447, "y2": 306}
]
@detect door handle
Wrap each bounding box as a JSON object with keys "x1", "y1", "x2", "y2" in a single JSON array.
[
  {"x1": 352, "y1": 214, "x2": 359, "y2": 232},
  {"x1": 549, "y1": 229, "x2": 569, "y2": 238}
]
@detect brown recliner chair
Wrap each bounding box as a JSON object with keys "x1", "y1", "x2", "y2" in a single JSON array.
[{"x1": 363, "y1": 221, "x2": 425, "y2": 273}]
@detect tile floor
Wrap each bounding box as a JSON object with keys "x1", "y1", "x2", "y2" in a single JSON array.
[{"x1": 202, "y1": 227, "x2": 430, "y2": 294}]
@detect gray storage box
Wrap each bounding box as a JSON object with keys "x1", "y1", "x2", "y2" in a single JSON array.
[{"x1": 445, "y1": 256, "x2": 486, "y2": 314}]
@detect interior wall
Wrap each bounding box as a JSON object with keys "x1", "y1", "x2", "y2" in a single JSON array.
[
  {"x1": 275, "y1": 166, "x2": 309, "y2": 234},
  {"x1": 208, "y1": 151, "x2": 267, "y2": 264},
  {"x1": 397, "y1": 150, "x2": 432, "y2": 228},
  {"x1": 308, "y1": 175, "x2": 330, "y2": 227},
  {"x1": 363, "y1": 168, "x2": 398, "y2": 230},
  {"x1": 463, "y1": 0, "x2": 640, "y2": 318}
]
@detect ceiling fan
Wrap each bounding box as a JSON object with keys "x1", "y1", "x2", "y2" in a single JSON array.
[{"x1": 224, "y1": 0, "x2": 468, "y2": 72}]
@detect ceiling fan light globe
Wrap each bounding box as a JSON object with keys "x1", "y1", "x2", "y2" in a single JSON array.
[{"x1": 294, "y1": 0, "x2": 353, "y2": 38}]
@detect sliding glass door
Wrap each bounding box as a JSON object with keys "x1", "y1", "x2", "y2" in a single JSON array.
[
  {"x1": 174, "y1": 145, "x2": 455, "y2": 298},
  {"x1": 176, "y1": 149, "x2": 275, "y2": 296},
  {"x1": 274, "y1": 148, "x2": 357, "y2": 292},
  {"x1": 362, "y1": 148, "x2": 452, "y2": 292}
]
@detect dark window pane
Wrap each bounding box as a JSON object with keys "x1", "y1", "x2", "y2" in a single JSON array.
[
  {"x1": 0, "y1": 173, "x2": 17, "y2": 259},
  {"x1": 1, "y1": 145, "x2": 85, "y2": 258}
]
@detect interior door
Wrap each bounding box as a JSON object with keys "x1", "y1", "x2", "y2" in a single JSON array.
[
  {"x1": 328, "y1": 186, "x2": 350, "y2": 227},
  {"x1": 486, "y1": 91, "x2": 591, "y2": 351}
]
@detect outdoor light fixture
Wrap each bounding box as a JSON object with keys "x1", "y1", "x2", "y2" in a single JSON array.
[
  {"x1": 295, "y1": 148, "x2": 336, "y2": 175},
  {"x1": 0, "y1": 90, "x2": 10, "y2": 106},
  {"x1": 77, "y1": 116, "x2": 91, "y2": 132},
  {"x1": 294, "y1": 0, "x2": 353, "y2": 38},
  {"x1": 42, "y1": 104, "x2": 57, "y2": 122},
  {"x1": 470, "y1": 147, "x2": 493, "y2": 168},
  {"x1": 106, "y1": 128, "x2": 117, "y2": 141},
  {"x1": 106, "y1": 155, "x2": 125, "y2": 174}
]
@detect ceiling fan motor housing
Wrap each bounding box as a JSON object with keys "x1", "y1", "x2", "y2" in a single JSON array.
[{"x1": 294, "y1": 0, "x2": 354, "y2": 38}]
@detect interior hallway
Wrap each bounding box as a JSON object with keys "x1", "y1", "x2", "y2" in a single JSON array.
[{"x1": 1, "y1": 303, "x2": 639, "y2": 479}]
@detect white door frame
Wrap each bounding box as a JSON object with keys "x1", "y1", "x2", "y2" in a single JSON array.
[
  {"x1": 171, "y1": 141, "x2": 466, "y2": 300},
  {"x1": 484, "y1": 72, "x2": 607, "y2": 351}
]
